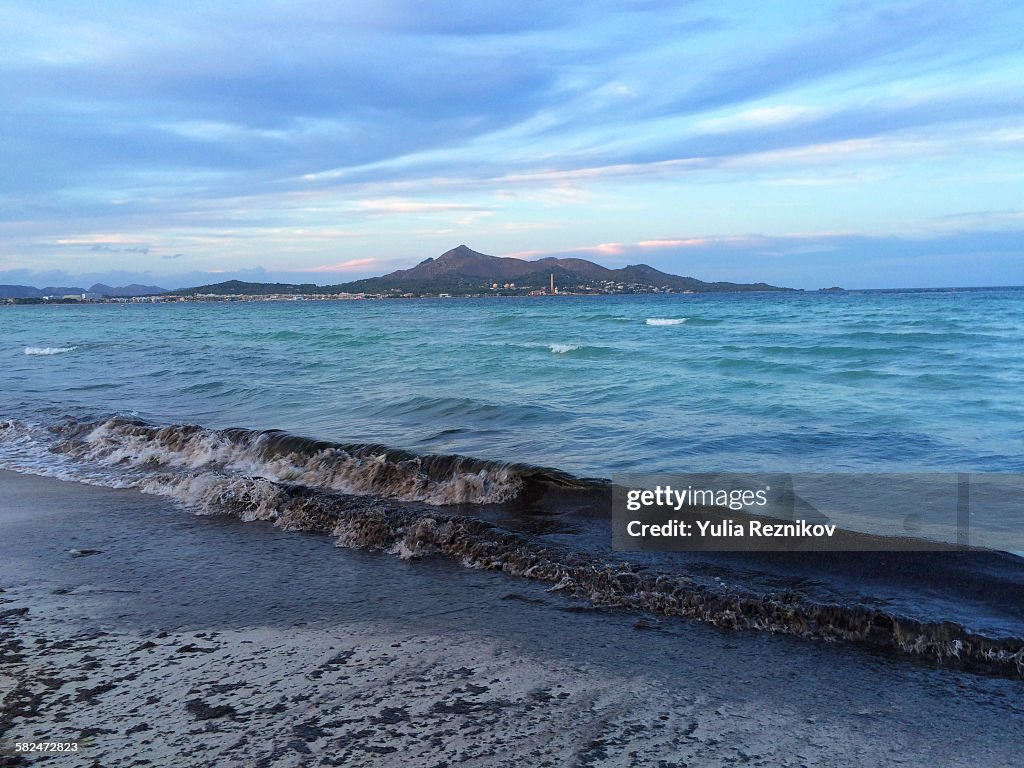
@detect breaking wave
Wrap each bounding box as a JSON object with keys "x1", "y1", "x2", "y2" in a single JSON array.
[
  {"x1": 645, "y1": 318, "x2": 688, "y2": 326},
  {"x1": 24, "y1": 346, "x2": 77, "y2": 355},
  {"x1": 0, "y1": 417, "x2": 591, "y2": 507},
  {"x1": 549, "y1": 343, "x2": 580, "y2": 354},
  {"x1": 1, "y1": 415, "x2": 1022, "y2": 678}
]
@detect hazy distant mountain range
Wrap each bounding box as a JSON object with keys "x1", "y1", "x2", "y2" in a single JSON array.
[
  {"x1": 0, "y1": 282, "x2": 165, "y2": 299},
  {"x1": 175, "y1": 245, "x2": 790, "y2": 296}
]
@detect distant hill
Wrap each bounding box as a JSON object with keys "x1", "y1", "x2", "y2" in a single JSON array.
[
  {"x1": 0, "y1": 285, "x2": 88, "y2": 298},
  {"x1": 88, "y1": 283, "x2": 165, "y2": 297},
  {"x1": 0, "y1": 282, "x2": 165, "y2": 298},
  {"x1": 326, "y1": 245, "x2": 789, "y2": 295},
  {"x1": 167, "y1": 245, "x2": 792, "y2": 297},
  {"x1": 174, "y1": 280, "x2": 320, "y2": 297},
  {"x1": 0, "y1": 285, "x2": 53, "y2": 299}
]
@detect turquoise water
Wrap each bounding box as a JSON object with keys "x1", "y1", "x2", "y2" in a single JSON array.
[
  {"x1": 2, "y1": 289, "x2": 1023, "y2": 475},
  {"x1": 5, "y1": 288, "x2": 1024, "y2": 654}
]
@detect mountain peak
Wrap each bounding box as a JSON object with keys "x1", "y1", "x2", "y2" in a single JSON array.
[{"x1": 438, "y1": 244, "x2": 486, "y2": 260}]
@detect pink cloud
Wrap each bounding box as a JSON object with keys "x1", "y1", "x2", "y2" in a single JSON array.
[
  {"x1": 503, "y1": 242, "x2": 625, "y2": 259},
  {"x1": 353, "y1": 198, "x2": 485, "y2": 215},
  {"x1": 501, "y1": 249, "x2": 548, "y2": 259},
  {"x1": 637, "y1": 238, "x2": 696, "y2": 248},
  {"x1": 591, "y1": 242, "x2": 626, "y2": 255},
  {"x1": 507, "y1": 235, "x2": 776, "y2": 262},
  {"x1": 299, "y1": 257, "x2": 379, "y2": 273},
  {"x1": 637, "y1": 236, "x2": 766, "y2": 249}
]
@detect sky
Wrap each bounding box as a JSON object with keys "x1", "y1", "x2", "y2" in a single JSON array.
[{"x1": 1, "y1": 0, "x2": 1022, "y2": 290}]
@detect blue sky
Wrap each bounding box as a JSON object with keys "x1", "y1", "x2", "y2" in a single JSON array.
[{"x1": 1, "y1": 0, "x2": 1022, "y2": 289}]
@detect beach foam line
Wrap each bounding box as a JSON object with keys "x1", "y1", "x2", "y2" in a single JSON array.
[
  {"x1": 2, "y1": 416, "x2": 1023, "y2": 676},
  {"x1": 24, "y1": 345, "x2": 77, "y2": 355}
]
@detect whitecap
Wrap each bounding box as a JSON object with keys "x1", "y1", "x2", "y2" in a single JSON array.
[
  {"x1": 549, "y1": 343, "x2": 580, "y2": 354},
  {"x1": 24, "y1": 346, "x2": 77, "y2": 355},
  {"x1": 645, "y1": 318, "x2": 688, "y2": 326}
]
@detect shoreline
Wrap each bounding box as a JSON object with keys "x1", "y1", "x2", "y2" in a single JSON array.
[
  {"x1": 3, "y1": 412, "x2": 1024, "y2": 675},
  {"x1": 2, "y1": 470, "x2": 1023, "y2": 766}
]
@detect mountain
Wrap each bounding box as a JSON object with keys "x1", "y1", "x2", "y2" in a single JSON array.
[
  {"x1": 175, "y1": 280, "x2": 320, "y2": 296},
  {"x1": 0, "y1": 285, "x2": 48, "y2": 299},
  {"x1": 88, "y1": 283, "x2": 166, "y2": 297},
  {"x1": 0, "y1": 285, "x2": 88, "y2": 298},
  {"x1": 0, "y1": 283, "x2": 166, "y2": 299},
  {"x1": 165, "y1": 245, "x2": 791, "y2": 297},
  {"x1": 327, "y1": 245, "x2": 789, "y2": 295}
]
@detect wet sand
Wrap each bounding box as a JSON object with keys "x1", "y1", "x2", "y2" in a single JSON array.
[{"x1": 1, "y1": 470, "x2": 1022, "y2": 767}]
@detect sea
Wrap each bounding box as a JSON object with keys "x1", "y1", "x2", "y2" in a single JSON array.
[{"x1": 2, "y1": 288, "x2": 1024, "y2": 675}]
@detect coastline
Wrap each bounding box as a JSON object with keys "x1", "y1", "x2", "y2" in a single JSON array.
[
  {"x1": 3, "y1": 285, "x2": 1020, "y2": 307},
  {"x1": 2, "y1": 470, "x2": 1023, "y2": 766}
]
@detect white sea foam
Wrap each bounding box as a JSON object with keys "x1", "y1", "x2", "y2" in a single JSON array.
[
  {"x1": 33, "y1": 418, "x2": 523, "y2": 507},
  {"x1": 645, "y1": 318, "x2": 688, "y2": 326},
  {"x1": 140, "y1": 474, "x2": 286, "y2": 521},
  {"x1": 549, "y1": 343, "x2": 580, "y2": 354},
  {"x1": 24, "y1": 346, "x2": 77, "y2": 355}
]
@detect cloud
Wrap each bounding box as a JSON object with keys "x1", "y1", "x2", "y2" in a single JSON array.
[
  {"x1": 351, "y1": 199, "x2": 487, "y2": 215},
  {"x1": 510, "y1": 228, "x2": 1024, "y2": 289},
  {"x1": 90, "y1": 245, "x2": 150, "y2": 254},
  {"x1": 505, "y1": 241, "x2": 627, "y2": 259},
  {"x1": 637, "y1": 238, "x2": 717, "y2": 248},
  {"x1": 55, "y1": 235, "x2": 152, "y2": 246},
  {"x1": 2, "y1": 0, "x2": 1023, "y2": 289},
  {"x1": 658, "y1": 2, "x2": 1000, "y2": 117},
  {"x1": 698, "y1": 105, "x2": 823, "y2": 133},
  {"x1": 298, "y1": 258, "x2": 380, "y2": 273}
]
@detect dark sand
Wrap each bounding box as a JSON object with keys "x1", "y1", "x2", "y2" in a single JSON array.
[{"x1": 1, "y1": 470, "x2": 1022, "y2": 767}]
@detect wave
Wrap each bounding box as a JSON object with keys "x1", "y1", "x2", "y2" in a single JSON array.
[
  {"x1": 549, "y1": 343, "x2": 580, "y2": 353},
  {"x1": 1, "y1": 415, "x2": 1022, "y2": 676},
  {"x1": 580, "y1": 313, "x2": 634, "y2": 324},
  {"x1": 545, "y1": 343, "x2": 617, "y2": 358},
  {"x1": 379, "y1": 395, "x2": 551, "y2": 425},
  {"x1": 3, "y1": 417, "x2": 593, "y2": 507},
  {"x1": 645, "y1": 318, "x2": 688, "y2": 326},
  {"x1": 24, "y1": 346, "x2": 77, "y2": 355}
]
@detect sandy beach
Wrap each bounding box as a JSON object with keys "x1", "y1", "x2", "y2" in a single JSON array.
[{"x1": 2, "y1": 470, "x2": 1022, "y2": 767}]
